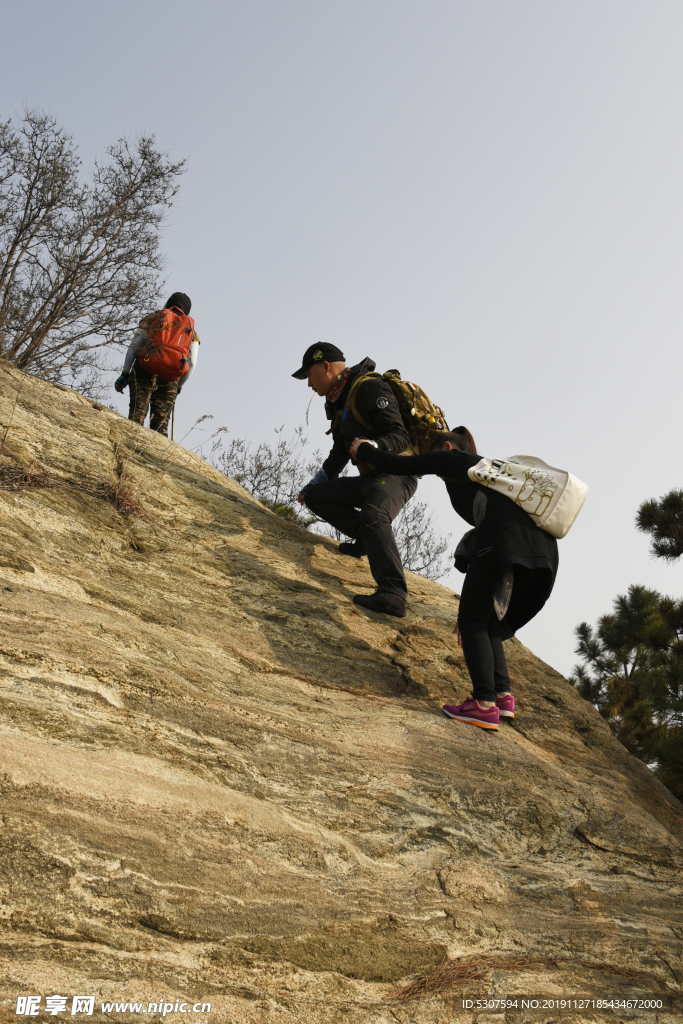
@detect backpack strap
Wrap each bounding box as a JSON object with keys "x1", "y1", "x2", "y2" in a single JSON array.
[
  {"x1": 344, "y1": 372, "x2": 417, "y2": 461},
  {"x1": 325, "y1": 408, "x2": 342, "y2": 436},
  {"x1": 347, "y1": 370, "x2": 425, "y2": 460},
  {"x1": 146, "y1": 310, "x2": 165, "y2": 345},
  {"x1": 324, "y1": 372, "x2": 381, "y2": 435},
  {"x1": 343, "y1": 372, "x2": 383, "y2": 432}
]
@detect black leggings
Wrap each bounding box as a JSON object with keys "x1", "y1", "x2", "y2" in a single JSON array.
[
  {"x1": 457, "y1": 553, "x2": 518, "y2": 703},
  {"x1": 458, "y1": 627, "x2": 511, "y2": 703}
]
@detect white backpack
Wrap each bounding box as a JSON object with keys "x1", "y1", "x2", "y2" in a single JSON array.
[{"x1": 467, "y1": 455, "x2": 587, "y2": 538}]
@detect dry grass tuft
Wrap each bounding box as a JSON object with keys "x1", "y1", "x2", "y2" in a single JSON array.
[
  {"x1": 0, "y1": 377, "x2": 155, "y2": 521},
  {"x1": 0, "y1": 460, "x2": 55, "y2": 491},
  {"x1": 0, "y1": 455, "x2": 154, "y2": 523},
  {"x1": 77, "y1": 480, "x2": 155, "y2": 523},
  {"x1": 389, "y1": 955, "x2": 681, "y2": 1006}
]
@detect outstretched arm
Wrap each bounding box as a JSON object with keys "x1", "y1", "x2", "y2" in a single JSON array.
[
  {"x1": 115, "y1": 331, "x2": 145, "y2": 391},
  {"x1": 121, "y1": 331, "x2": 145, "y2": 374},
  {"x1": 321, "y1": 432, "x2": 351, "y2": 479},
  {"x1": 354, "y1": 440, "x2": 479, "y2": 479}
]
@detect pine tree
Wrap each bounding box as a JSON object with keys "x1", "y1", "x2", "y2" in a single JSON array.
[
  {"x1": 636, "y1": 489, "x2": 683, "y2": 562},
  {"x1": 571, "y1": 512, "x2": 683, "y2": 798},
  {"x1": 569, "y1": 585, "x2": 665, "y2": 761}
]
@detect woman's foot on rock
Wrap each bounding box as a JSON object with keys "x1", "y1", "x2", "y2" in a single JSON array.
[
  {"x1": 442, "y1": 698, "x2": 499, "y2": 730},
  {"x1": 496, "y1": 693, "x2": 515, "y2": 719}
]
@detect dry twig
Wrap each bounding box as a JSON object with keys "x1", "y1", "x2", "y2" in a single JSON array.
[
  {"x1": 0, "y1": 374, "x2": 26, "y2": 456},
  {"x1": 0, "y1": 451, "x2": 153, "y2": 522},
  {"x1": 0, "y1": 461, "x2": 54, "y2": 491},
  {"x1": 389, "y1": 955, "x2": 682, "y2": 1006},
  {"x1": 79, "y1": 480, "x2": 155, "y2": 523}
]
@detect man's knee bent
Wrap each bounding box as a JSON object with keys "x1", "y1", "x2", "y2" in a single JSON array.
[
  {"x1": 301, "y1": 489, "x2": 324, "y2": 516},
  {"x1": 359, "y1": 505, "x2": 393, "y2": 533}
]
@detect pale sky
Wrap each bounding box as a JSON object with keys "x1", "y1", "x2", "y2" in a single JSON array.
[{"x1": 3, "y1": 1, "x2": 682, "y2": 677}]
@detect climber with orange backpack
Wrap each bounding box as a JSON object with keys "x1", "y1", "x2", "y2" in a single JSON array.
[{"x1": 114, "y1": 292, "x2": 200, "y2": 436}]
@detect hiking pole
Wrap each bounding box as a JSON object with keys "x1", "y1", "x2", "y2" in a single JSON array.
[{"x1": 171, "y1": 407, "x2": 175, "y2": 441}]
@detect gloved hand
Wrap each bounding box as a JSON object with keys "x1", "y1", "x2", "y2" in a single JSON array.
[
  {"x1": 114, "y1": 373, "x2": 129, "y2": 393},
  {"x1": 307, "y1": 468, "x2": 329, "y2": 487},
  {"x1": 297, "y1": 468, "x2": 328, "y2": 505}
]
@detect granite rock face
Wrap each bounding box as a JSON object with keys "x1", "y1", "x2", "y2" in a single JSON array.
[{"x1": 0, "y1": 361, "x2": 681, "y2": 1023}]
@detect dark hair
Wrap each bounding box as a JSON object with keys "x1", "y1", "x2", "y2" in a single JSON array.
[
  {"x1": 166, "y1": 291, "x2": 192, "y2": 315},
  {"x1": 430, "y1": 426, "x2": 477, "y2": 455}
]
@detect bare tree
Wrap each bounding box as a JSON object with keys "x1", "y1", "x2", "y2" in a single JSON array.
[
  {"x1": 214, "y1": 426, "x2": 452, "y2": 579},
  {"x1": 215, "y1": 426, "x2": 324, "y2": 528},
  {"x1": 393, "y1": 497, "x2": 451, "y2": 580},
  {"x1": 0, "y1": 109, "x2": 184, "y2": 382}
]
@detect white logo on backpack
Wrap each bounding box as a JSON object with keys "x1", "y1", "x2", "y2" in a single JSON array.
[{"x1": 467, "y1": 456, "x2": 587, "y2": 538}]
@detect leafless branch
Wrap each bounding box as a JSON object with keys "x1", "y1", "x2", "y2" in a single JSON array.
[{"x1": 0, "y1": 109, "x2": 185, "y2": 384}]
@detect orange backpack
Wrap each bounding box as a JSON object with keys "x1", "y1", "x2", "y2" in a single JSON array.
[{"x1": 137, "y1": 307, "x2": 195, "y2": 381}]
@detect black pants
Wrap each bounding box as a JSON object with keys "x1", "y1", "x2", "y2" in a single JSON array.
[
  {"x1": 304, "y1": 472, "x2": 418, "y2": 598},
  {"x1": 457, "y1": 551, "x2": 529, "y2": 702}
]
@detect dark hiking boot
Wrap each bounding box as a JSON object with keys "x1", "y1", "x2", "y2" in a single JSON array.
[
  {"x1": 353, "y1": 590, "x2": 406, "y2": 618},
  {"x1": 339, "y1": 538, "x2": 365, "y2": 558}
]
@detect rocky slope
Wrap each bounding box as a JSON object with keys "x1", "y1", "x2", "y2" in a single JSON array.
[{"x1": 0, "y1": 360, "x2": 681, "y2": 1023}]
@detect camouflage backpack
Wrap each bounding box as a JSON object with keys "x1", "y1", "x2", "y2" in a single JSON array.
[{"x1": 345, "y1": 368, "x2": 449, "y2": 454}]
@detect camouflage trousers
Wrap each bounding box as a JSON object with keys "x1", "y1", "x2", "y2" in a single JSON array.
[{"x1": 128, "y1": 364, "x2": 178, "y2": 436}]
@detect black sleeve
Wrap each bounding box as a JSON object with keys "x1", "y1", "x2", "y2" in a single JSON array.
[
  {"x1": 356, "y1": 443, "x2": 480, "y2": 478},
  {"x1": 322, "y1": 435, "x2": 350, "y2": 479},
  {"x1": 354, "y1": 379, "x2": 411, "y2": 453}
]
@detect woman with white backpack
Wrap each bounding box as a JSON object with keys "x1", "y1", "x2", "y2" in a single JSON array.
[{"x1": 350, "y1": 428, "x2": 573, "y2": 731}]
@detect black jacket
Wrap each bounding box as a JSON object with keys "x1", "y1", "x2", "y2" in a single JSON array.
[
  {"x1": 357, "y1": 444, "x2": 559, "y2": 633},
  {"x1": 322, "y1": 358, "x2": 411, "y2": 478}
]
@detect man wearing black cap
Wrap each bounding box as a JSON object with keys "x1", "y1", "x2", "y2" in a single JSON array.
[{"x1": 293, "y1": 343, "x2": 417, "y2": 617}]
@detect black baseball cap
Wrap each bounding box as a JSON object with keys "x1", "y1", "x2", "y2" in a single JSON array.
[{"x1": 291, "y1": 342, "x2": 346, "y2": 380}]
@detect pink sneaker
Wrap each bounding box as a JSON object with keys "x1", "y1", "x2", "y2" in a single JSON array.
[
  {"x1": 442, "y1": 698, "x2": 499, "y2": 731},
  {"x1": 496, "y1": 693, "x2": 515, "y2": 719}
]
